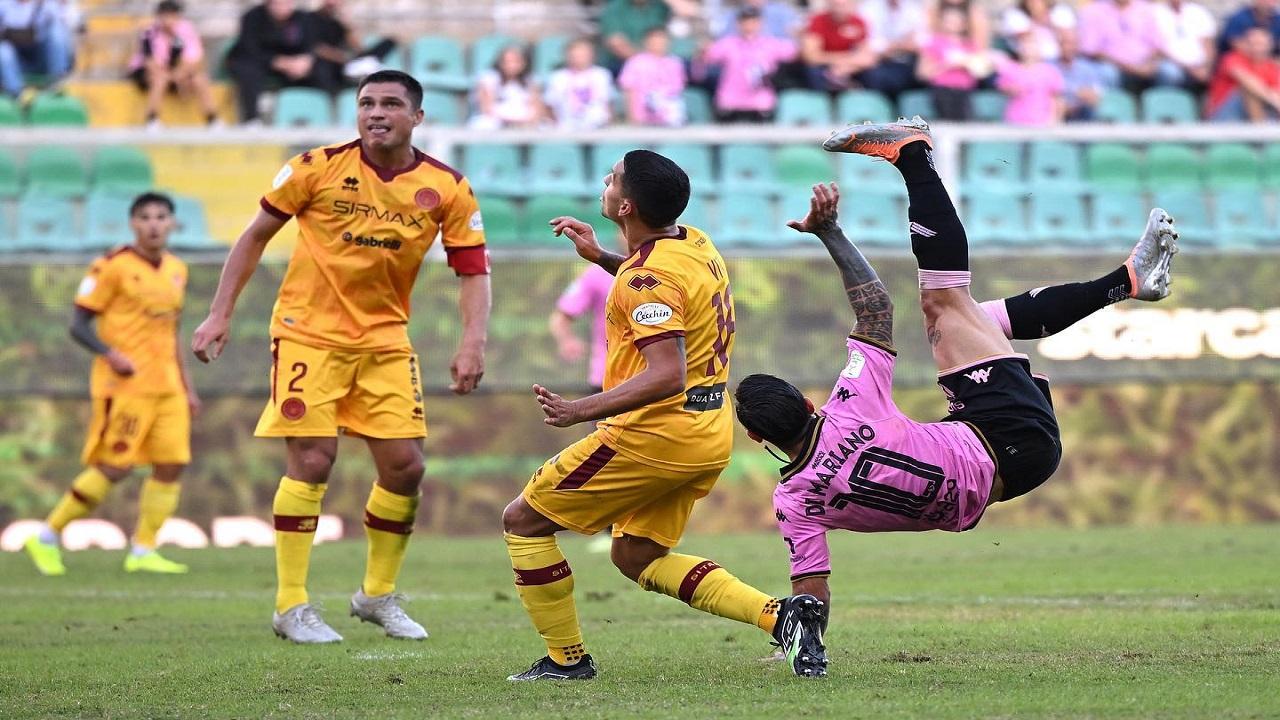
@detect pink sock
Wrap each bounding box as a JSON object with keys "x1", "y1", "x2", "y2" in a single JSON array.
[{"x1": 918, "y1": 269, "x2": 971, "y2": 290}]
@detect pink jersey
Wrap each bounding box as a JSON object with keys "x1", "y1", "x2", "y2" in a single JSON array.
[
  {"x1": 773, "y1": 335, "x2": 996, "y2": 581},
  {"x1": 555, "y1": 264, "x2": 614, "y2": 387}
]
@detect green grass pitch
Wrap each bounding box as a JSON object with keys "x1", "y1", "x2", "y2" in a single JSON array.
[{"x1": 2, "y1": 524, "x2": 1277, "y2": 719}]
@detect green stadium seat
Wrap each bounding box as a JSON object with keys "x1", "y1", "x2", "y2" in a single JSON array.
[
  {"x1": 1264, "y1": 144, "x2": 1280, "y2": 188},
  {"x1": 1141, "y1": 87, "x2": 1198, "y2": 124},
  {"x1": 964, "y1": 142, "x2": 1023, "y2": 190},
  {"x1": 521, "y1": 195, "x2": 592, "y2": 245},
  {"x1": 1212, "y1": 190, "x2": 1274, "y2": 248},
  {"x1": 477, "y1": 196, "x2": 520, "y2": 246},
  {"x1": 410, "y1": 36, "x2": 470, "y2": 91},
  {"x1": 92, "y1": 147, "x2": 153, "y2": 196},
  {"x1": 171, "y1": 194, "x2": 216, "y2": 250},
  {"x1": 423, "y1": 89, "x2": 464, "y2": 125},
  {"x1": 1030, "y1": 191, "x2": 1088, "y2": 244},
  {"x1": 29, "y1": 94, "x2": 88, "y2": 126},
  {"x1": 836, "y1": 90, "x2": 893, "y2": 123},
  {"x1": 1152, "y1": 190, "x2": 1210, "y2": 245},
  {"x1": 533, "y1": 35, "x2": 571, "y2": 78},
  {"x1": 897, "y1": 89, "x2": 935, "y2": 120},
  {"x1": 1095, "y1": 90, "x2": 1137, "y2": 123},
  {"x1": 775, "y1": 90, "x2": 833, "y2": 126},
  {"x1": 655, "y1": 143, "x2": 717, "y2": 194},
  {"x1": 835, "y1": 190, "x2": 905, "y2": 246},
  {"x1": 718, "y1": 194, "x2": 776, "y2": 246},
  {"x1": 1085, "y1": 143, "x2": 1140, "y2": 191},
  {"x1": 469, "y1": 34, "x2": 519, "y2": 77},
  {"x1": 85, "y1": 191, "x2": 133, "y2": 250},
  {"x1": 775, "y1": 145, "x2": 834, "y2": 186},
  {"x1": 719, "y1": 143, "x2": 777, "y2": 194},
  {"x1": 1145, "y1": 143, "x2": 1202, "y2": 189},
  {"x1": 589, "y1": 142, "x2": 635, "y2": 184},
  {"x1": 1206, "y1": 143, "x2": 1260, "y2": 189},
  {"x1": 462, "y1": 144, "x2": 523, "y2": 196},
  {"x1": 0, "y1": 95, "x2": 20, "y2": 126},
  {"x1": 26, "y1": 146, "x2": 87, "y2": 198},
  {"x1": 528, "y1": 142, "x2": 589, "y2": 195},
  {"x1": 971, "y1": 90, "x2": 1007, "y2": 122},
  {"x1": 683, "y1": 87, "x2": 713, "y2": 124},
  {"x1": 273, "y1": 88, "x2": 333, "y2": 127},
  {"x1": 1090, "y1": 191, "x2": 1146, "y2": 245},
  {"x1": 0, "y1": 149, "x2": 20, "y2": 198},
  {"x1": 838, "y1": 154, "x2": 906, "y2": 196},
  {"x1": 1028, "y1": 141, "x2": 1083, "y2": 190},
  {"x1": 963, "y1": 190, "x2": 1024, "y2": 245},
  {"x1": 681, "y1": 194, "x2": 712, "y2": 231},
  {"x1": 15, "y1": 194, "x2": 74, "y2": 250}
]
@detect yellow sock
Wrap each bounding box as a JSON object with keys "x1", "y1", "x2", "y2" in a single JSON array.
[
  {"x1": 133, "y1": 478, "x2": 181, "y2": 549},
  {"x1": 362, "y1": 483, "x2": 418, "y2": 597},
  {"x1": 505, "y1": 533, "x2": 586, "y2": 666},
  {"x1": 273, "y1": 476, "x2": 327, "y2": 613},
  {"x1": 46, "y1": 467, "x2": 114, "y2": 532},
  {"x1": 637, "y1": 553, "x2": 780, "y2": 634}
]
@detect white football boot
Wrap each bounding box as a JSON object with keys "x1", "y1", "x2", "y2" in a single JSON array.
[
  {"x1": 350, "y1": 589, "x2": 428, "y2": 640},
  {"x1": 1125, "y1": 208, "x2": 1179, "y2": 301},
  {"x1": 272, "y1": 603, "x2": 343, "y2": 644}
]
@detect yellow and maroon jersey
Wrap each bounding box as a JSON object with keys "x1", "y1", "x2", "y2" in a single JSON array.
[
  {"x1": 74, "y1": 247, "x2": 187, "y2": 398},
  {"x1": 260, "y1": 140, "x2": 489, "y2": 352},
  {"x1": 597, "y1": 225, "x2": 736, "y2": 471}
]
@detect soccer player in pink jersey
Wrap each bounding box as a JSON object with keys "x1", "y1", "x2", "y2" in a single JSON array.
[{"x1": 733, "y1": 117, "x2": 1179, "y2": 621}]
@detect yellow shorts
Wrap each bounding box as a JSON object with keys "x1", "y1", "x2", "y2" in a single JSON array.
[
  {"x1": 522, "y1": 431, "x2": 722, "y2": 548},
  {"x1": 255, "y1": 338, "x2": 427, "y2": 439},
  {"x1": 82, "y1": 392, "x2": 191, "y2": 467}
]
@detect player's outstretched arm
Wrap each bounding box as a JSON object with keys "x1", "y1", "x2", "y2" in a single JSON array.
[
  {"x1": 549, "y1": 216, "x2": 627, "y2": 275},
  {"x1": 786, "y1": 182, "x2": 894, "y2": 347},
  {"x1": 191, "y1": 209, "x2": 286, "y2": 363},
  {"x1": 450, "y1": 273, "x2": 490, "y2": 395},
  {"x1": 533, "y1": 336, "x2": 686, "y2": 427}
]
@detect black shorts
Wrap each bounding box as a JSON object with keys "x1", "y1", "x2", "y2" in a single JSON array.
[{"x1": 939, "y1": 356, "x2": 1061, "y2": 501}]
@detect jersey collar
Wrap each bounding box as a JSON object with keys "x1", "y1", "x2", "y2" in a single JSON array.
[
  {"x1": 359, "y1": 145, "x2": 426, "y2": 182},
  {"x1": 779, "y1": 414, "x2": 825, "y2": 482},
  {"x1": 623, "y1": 226, "x2": 687, "y2": 268}
]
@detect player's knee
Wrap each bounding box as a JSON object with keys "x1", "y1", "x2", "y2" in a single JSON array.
[
  {"x1": 501, "y1": 497, "x2": 553, "y2": 536},
  {"x1": 152, "y1": 464, "x2": 186, "y2": 483},
  {"x1": 610, "y1": 536, "x2": 667, "y2": 582},
  {"x1": 291, "y1": 448, "x2": 336, "y2": 484},
  {"x1": 383, "y1": 456, "x2": 425, "y2": 487},
  {"x1": 96, "y1": 464, "x2": 132, "y2": 483}
]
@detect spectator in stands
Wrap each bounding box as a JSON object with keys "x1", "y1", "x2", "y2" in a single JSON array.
[
  {"x1": 226, "y1": 0, "x2": 337, "y2": 125},
  {"x1": 1218, "y1": 0, "x2": 1280, "y2": 54},
  {"x1": 1077, "y1": 0, "x2": 1185, "y2": 92},
  {"x1": 928, "y1": 0, "x2": 992, "y2": 50},
  {"x1": 1056, "y1": 25, "x2": 1115, "y2": 120},
  {"x1": 999, "y1": 0, "x2": 1076, "y2": 61},
  {"x1": 127, "y1": 1, "x2": 220, "y2": 131},
  {"x1": 618, "y1": 26, "x2": 687, "y2": 125},
  {"x1": 801, "y1": 0, "x2": 880, "y2": 91},
  {"x1": 918, "y1": 7, "x2": 988, "y2": 119},
  {"x1": 1153, "y1": 0, "x2": 1216, "y2": 90},
  {"x1": 707, "y1": 0, "x2": 803, "y2": 40},
  {"x1": 469, "y1": 44, "x2": 546, "y2": 129},
  {"x1": 997, "y1": 31, "x2": 1066, "y2": 124},
  {"x1": 860, "y1": 0, "x2": 928, "y2": 97},
  {"x1": 544, "y1": 38, "x2": 615, "y2": 129},
  {"x1": 1206, "y1": 27, "x2": 1280, "y2": 121},
  {"x1": 701, "y1": 7, "x2": 797, "y2": 122},
  {"x1": 600, "y1": 0, "x2": 672, "y2": 73},
  {"x1": 0, "y1": 0, "x2": 74, "y2": 98},
  {"x1": 307, "y1": 0, "x2": 398, "y2": 88}
]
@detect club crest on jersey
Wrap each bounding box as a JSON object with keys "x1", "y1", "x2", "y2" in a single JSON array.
[
  {"x1": 632, "y1": 302, "x2": 672, "y2": 326},
  {"x1": 628, "y1": 274, "x2": 661, "y2": 291},
  {"x1": 281, "y1": 397, "x2": 307, "y2": 421},
  {"x1": 415, "y1": 188, "x2": 441, "y2": 210},
  {"x1": 965, "y1": 367, "x2": 993, "y2": 383},
  {"x1": 841, "y1": 350, "x2": 866, "y2": 379}
]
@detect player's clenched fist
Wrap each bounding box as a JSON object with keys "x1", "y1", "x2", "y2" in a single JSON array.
[
  {"x1": 191, "y1": 314, "x2": 230, "y2": 363},
  {"x1": 549, "y1": 216, "x2": 604, "y2": 264},
  {"x1": 532, "y1": 383, "x2": 581, "y2": 427}
]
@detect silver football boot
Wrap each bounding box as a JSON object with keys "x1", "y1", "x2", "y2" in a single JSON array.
[
  {"x1": 350, "y1": 589, "x2": 428, "y2": 640},
  {"x1": 1125, "y1": 208, "x2": 1179, "y2": 301},
  {"x1": 272, "y1": 603, "x2": 344, "y2": 644}
]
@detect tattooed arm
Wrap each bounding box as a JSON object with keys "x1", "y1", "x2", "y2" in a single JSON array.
[{"x1": 786, "y1": 183, "x2": 894, "y2": 346}]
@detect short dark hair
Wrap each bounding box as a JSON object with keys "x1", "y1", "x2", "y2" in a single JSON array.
[
  {"x1": 357, "y1": 70, "x2": 424, "y2": 110},
  {"x1": 620, "y1": 149, "x2": 690, "y2": 228},
  {"x1": 130, "y1": 191, "x2": 174, "y2": 217},
  {"x1": 156, "y1": 0, "x2": 182, "y2": 13},
  {"x1": 734, "y1": 374, "x2": 811, "y2": 446}
]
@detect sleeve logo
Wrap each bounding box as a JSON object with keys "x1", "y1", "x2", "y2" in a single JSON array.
[
  {"x1": 76, "y1": 276, "x2": 96, "y2": 297},
  {"x1": 272, "y1": 163, "x2": 293, "y2": 189},
  {"x1": 632, "y1": 302, "x2": 673, "y2": 326},
  {"x1": 840, "y1": 350, "x2": 866, "y2": 379},
  {"x1": 627, "y1": 273, "x2": 661, "y2": 291},
  {"x1": 468, "y1": 210, "x2": 484, "y2": 230}
]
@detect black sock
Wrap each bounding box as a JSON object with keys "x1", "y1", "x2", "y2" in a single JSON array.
[
  {"x1": 895, "y1": 142, "x2": 968, "y2": 273},
  {"x1": 1002, "y1": 266, "x2": 1131, "y2": 339}
]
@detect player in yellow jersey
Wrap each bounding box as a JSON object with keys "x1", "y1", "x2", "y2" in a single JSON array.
[
  {"x1": 190, "y1": 71, "x2": 491, "y2": 644},
  {"x1": 501, "y1": 150, "x2": 827, "y2": 680},
  {"x1": 25, "y1": 192, "x2": 199, "y2": 577}
]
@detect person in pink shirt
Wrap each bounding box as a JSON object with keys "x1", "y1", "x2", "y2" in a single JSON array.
[
  {"x1": 127, "y1": 1, "x2": 220, "y2": 130},
  {"x1": 735, "y1": 119, "x2": 1179, "y2": 619},
  {"x1": 918, "y1": 7, "x2": 990, "y2": 120},
  {"x1": 617, "y1": 27, "x2": 688, "y2": 126},
  {"x1": 549, "y1": 261, "x2": 614, "y2": 393},
  {"x1": 1077, "y1": 0, "x2": 1181, "y2": 92},
  {"x1": 700, "y1": 7, "x2": 798, "y2": 122},
  {"x1": 997, "y1": 33, "x2": 1066, "y2": 125}
]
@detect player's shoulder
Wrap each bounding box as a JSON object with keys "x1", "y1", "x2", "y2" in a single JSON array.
[
  {"x1": 162, "y1": 250, "x2": 189, "y2": 273},
  {"x1": 410, "y1": 148, "x2": 469, "y2": 188},
  {"x1": 92, "y1": 245, "x2": 135, "y2": 272}
]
